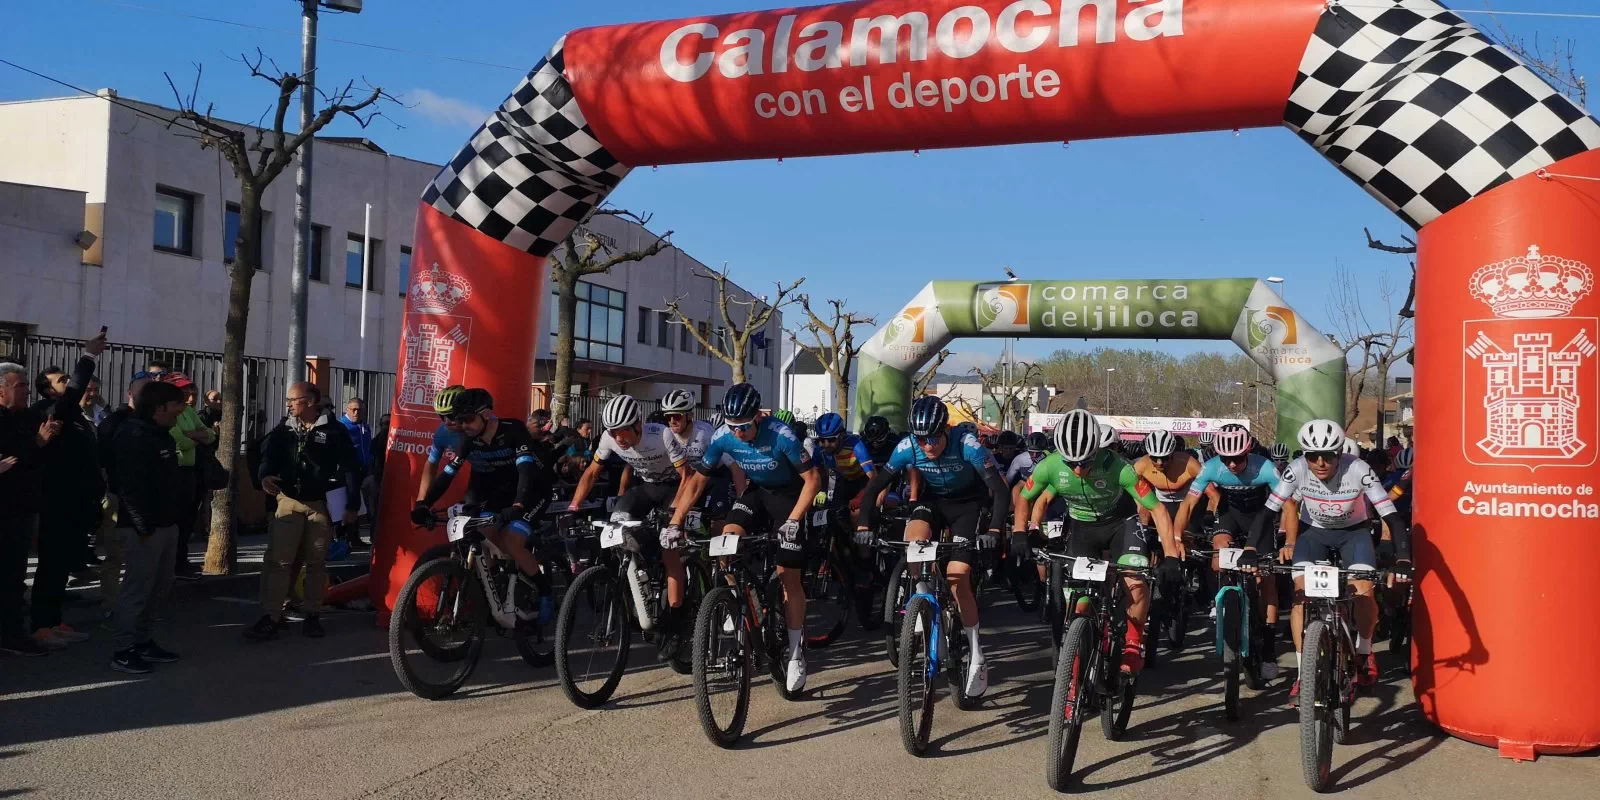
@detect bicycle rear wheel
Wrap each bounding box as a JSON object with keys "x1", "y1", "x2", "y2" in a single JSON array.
[
  {"x1": 1046, "y1": 616, "x2": 1095, "y2": 791},
  {"x1": 1219, "y1": 588, "x2": 1244, "y2": 722},
  {"x1": 1299, "y1": 619, "x2": 1336, "y2": 792},
  {"x1": 805, "y1": 554, "x2": 854, "y2": 649},
  {"x1": 1164, "y1": 579, "x2": 1188, "y2": 652},
  {"x1": 883, "y1": 554, "x2": 910, "y2": 667},
  {"x1": 554, "y1": 565, "x2": 632, "y2": 709},
  {"x1": 693, "y1": 586, "x2": 751, "y2": 748},
  {"x1": 898, "y1": 595, "x2": 937, "y2": 755},
  {"x1": 388, "y1": 557, "x2": 486, "y2": 700}
]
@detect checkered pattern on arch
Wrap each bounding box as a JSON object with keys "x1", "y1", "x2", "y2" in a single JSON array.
[
  {"x1": 1284, "y1": 0, "x2": 1600, "y2": 228},
  {"x1": 422, "y1": 37, "x2": 631, "y2": 256}
]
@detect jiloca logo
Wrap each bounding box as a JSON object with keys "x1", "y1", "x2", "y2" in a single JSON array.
[
  {"x1": 883, "y1": 306, "x2": 926, "y2": 346},
  {"x1": 1248, "y1": 306, "x2": 1298, "y2": 350},
  {"x1": 977, "y1": 283, "x2": 1030, "y2": 332}
]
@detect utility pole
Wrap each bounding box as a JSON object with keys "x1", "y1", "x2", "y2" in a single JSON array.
[{"x1": 287, "y1": 0, "x2": 318, "y2": 385}]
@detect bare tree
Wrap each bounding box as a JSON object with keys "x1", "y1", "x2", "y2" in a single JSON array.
[
  {"x1": 786, "y1": 297, "x2": 874, "y2": 422},
  {"x1": 1363, "y1": 227, "x2": 1418, "y2": 319},
  {"x1": 548, "y1": 209, "x2": 671, "y2": 420},
  {"x1": 1326, "y1": 262, "x2": 1413, "y2": 442},
  {"x1": 1487, "y1": 16, "x2": 1587, "y2": 108},
  {"x1": 971, "y1": 360, "x2": 1044, "y2": 431},
  {"x1": 166, "y1": 54, "x2": 393, "y2": 575},
  {"x1": 666, "y1": 264, "x2": 802, "y2": 385},
  {"x1": 912, "y1": 349, "x2": 952, "y2": 395}
]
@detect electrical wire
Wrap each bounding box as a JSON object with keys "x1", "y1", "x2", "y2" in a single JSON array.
[
  {"x1": 0, "y1": 56, "x2": 208, "y2": 137},
  {"x1": 1331, "y1": 2, "x2": 1600, "y2": 22}
]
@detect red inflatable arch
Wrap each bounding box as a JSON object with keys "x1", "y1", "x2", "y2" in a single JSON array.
[{"x1": 370, "y1": 0, "x2": 1600, "y2": 756}]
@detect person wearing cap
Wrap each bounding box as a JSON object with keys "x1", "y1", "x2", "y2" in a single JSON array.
[{"x1": 161, "y1": 373, "x2": 214, "y2": 579}]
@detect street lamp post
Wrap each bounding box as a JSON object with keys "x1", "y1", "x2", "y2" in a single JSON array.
[{"x1": 1105, "y1": 367, "x2": 1115, "y2": 415}]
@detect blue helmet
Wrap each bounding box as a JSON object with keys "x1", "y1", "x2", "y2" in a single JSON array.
[
  {"x1": 814, "y1": 412, "x2": 845, "y2": 438},
  {"x1": 908, "y1": 396, "x2": 949, "y2": 437},
  {"x1": 722, "y1": 383, "x2": 761, "y2": 420}
]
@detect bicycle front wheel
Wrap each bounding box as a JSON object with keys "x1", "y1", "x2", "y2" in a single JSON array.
[
  {"x1": 554, "y1": 565, "x2": 632, "y2": 709},
  {"x1": 805, "y1": 554, "x2": 854, "y2": 649},
  {"x1": 1219, "y1": 588, "x2": 1244, "y2": 721},
  {"x1": 898, "y1": 595, "x2": 937, "y2": 756},
  {"x1": 883, "y1": 554, "x2": 910, "y2": 667},
  {"x1": 1046, "y1": 616, "x2": 1095, "y2": 791},
  {"x1": 388, "y1": 557, "x2": 486, "y2": 700},
  {"x1": 1300, "y1": 619, "x2": 1336, "y2": 792},
  {"x1": 693, "y1": 586, "x2": 751, "y2": 748}
]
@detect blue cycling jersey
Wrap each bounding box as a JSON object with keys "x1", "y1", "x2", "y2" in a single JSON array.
[
  {"x1": 817, "y1": 434, "x2": 875, "y2": 482},
  {"x1": 1188, "y1": 454, "x2": 1280, "y2": 512},
  {"x1": 700, "y1": 417, "x2": 813, "y2": 490},
  {"x1": 883, "y1": 431, "x2": 996, "y2": 499},
  {"x1": 427, "y1": 424, "x2": 465, "y2": 465}
]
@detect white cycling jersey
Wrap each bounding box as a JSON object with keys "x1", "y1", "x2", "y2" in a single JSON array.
[
  {"x1": 671, "y1": 419, "x2": 715, "y2": 463},
  {"x1": 593, "y1": 422, "x2": 686, "y2": 485},
  {"x1": 1265, "y1": 454, "x2": 1395, "y2": 529},
  {"x1": 1004, "y1": 451, "x2": 1034, "y2": 486}
]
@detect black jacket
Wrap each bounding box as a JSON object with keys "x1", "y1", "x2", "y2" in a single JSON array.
[
  {"x1": 98, "y1": 406, "x2": 134, "y2": 495},
  {"x1": 29, "y1": 354, "x2": 103, "y2": 512},
  {"x1": 113, "y1": 416, "x2": 181, "y2": 535},
  {"x1": 257, "y1": 413, "x2": 362, "y2": 510},
  {"x1": 0, "y1": 404, "x2": 45, "y2": 520}
]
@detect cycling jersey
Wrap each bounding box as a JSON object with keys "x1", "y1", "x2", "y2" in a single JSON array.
[
  {"x1": 883, "y1": 431, "x2": 995, "y2": 499},
  {"x1": 1134, "y1": 452, "x2": 1198, "y2": 503},
  {"x1": 432, "y1": 419, "x2": 549, "y2": 511},
  {"x1": 1385, "y1": 470, "x2": 1413, "y2": 515},
  {"x1": 593, "y1": 422, "x2": 686, "y2": 485},
  {"x1": 1189, "y1": 454, "x2": 1279, "y2": 512},
  {"x1": 426, "y1": 424, "x2": 465, "y2": 465},
  {"x1": 699, "y1": 418, "x2": 812, "y2": 490},
  {"x1": 1003, "y1": 451, "x2": 1034, "y2": 486},
  {"x1": 865, "y1": 434, "x2": 899, "y2": 470},
  {"x1": 1266, "y1": 454, "x2": 1396, "y2": 529},
  {"x1": 671, "y1": 419, "x2": 716, "y2": 463},
  {"x1": 1022, "y1": 450, "x2": 1157, "y2": 523},
  {"x1": 818, "y1": 433, "x2": 875, "y2": 482}
]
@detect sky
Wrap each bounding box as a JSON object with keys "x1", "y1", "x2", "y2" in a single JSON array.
[{"x1": 3, "y1": 0, "x2": 1596, "y2": 377}]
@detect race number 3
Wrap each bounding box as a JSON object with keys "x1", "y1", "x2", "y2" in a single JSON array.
[{"x1": 600, "y1": 524, "x2": 625, "y2": 549}]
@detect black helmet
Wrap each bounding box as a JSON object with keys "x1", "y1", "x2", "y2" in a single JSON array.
[
  {"x1": 1026, "y1": 431, "x2": 1050, "y2": 453},
  {"x1": 996, "y1": 430, "x2": 1023, "y2": 449},
  {"x1": 908, "y1": 396, "x2": 949, "y2": 437},
  {"x1": 722, "y1": 383, "x2": 762, "y2": 420},
  {"x1": 863, "y1": 415, "x2": 891, "y2": 444},
  {"x1": 455, "y1": 388, "x2": 493, "y2": 417}
]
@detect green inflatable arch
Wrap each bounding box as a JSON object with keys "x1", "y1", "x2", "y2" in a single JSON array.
[{"x1": 855, "y1": 278, "x2": 1345, "y2": 444}]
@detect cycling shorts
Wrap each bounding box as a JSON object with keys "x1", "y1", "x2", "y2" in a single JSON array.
[
  {"x1": 1291, "y1": 525, "x2": 1376, "y2": 575},
  {"x1": 1211, "y1": 506, "x2": 1277, "y2": 552},
  {"x1": 726, "y1": 484, "x2": 810, "y2": 569},
  {"x1": 909, "y1": 495, "x2": 986, "y2": 566},
  {"x1": 831, "y1": 477, "x2": 868, "y2": 512},
  {"x1": 1067, "y1": 517, "x2": 1153, "y2": 567},
  {"x1": 614, "y1": 481, "x2": 679, "y2": 522}
]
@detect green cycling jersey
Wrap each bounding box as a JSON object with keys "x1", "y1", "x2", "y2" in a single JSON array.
[{"x1": 1021, "y1": 450, "x2": 1157, "y2": 523}]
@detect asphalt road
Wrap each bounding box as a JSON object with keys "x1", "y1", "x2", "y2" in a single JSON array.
[{"x1": 1, "y1": 582, "x2": 1592, "y2": 800}]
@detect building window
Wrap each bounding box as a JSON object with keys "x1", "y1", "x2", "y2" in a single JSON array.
[
  {"x1": 697, "y1": 321, "x2": 708, "y2": 355},
  {"x1": 637, "y1": 306, "x2": 651, "y2": 345},
  {"x1": 153, "y1": 188, "x2": 195, "y2": 255},
  {"x1": 346, "y1": 234, "x2": 381, "y2": 290},
  {"x1": 224, "y1": 203, "x2": 240, "y2": 263},
  {"x1": 680, "y1": 318, "x2": 693, "y2": 352},
  {"x1": 656, "y1": 311, "x2": 671, "y2": 349},
  {"x1": 309, "y1": 225, "x2": 327, "y2": 282},
  {"x1": 398, "y1": 246, "x2": 412, "y2": 295},
  {"x1": 764, "y1": 333, "x2": 772, "y2": 367},
  {"x1": 547, "y1": 279, "x2": 626, "y2": 364}
]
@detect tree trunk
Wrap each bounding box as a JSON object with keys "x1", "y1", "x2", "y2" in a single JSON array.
[
  {"x1": 551, "y1": 272, "x2": 579, "y2": 421},
  {"x1": 204, "y1": 190, "x2": 261, "y2": 574},
  {"x1": 833, "y1": 372, "x2": 850, "y2": 423},
  {"x1": 730, "y1": 348, "x2": 746, "y2": 385}
]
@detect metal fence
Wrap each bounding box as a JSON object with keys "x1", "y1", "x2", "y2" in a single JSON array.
[{"x1": 328, "y1": 366, "x2": 397, "y2": 419}]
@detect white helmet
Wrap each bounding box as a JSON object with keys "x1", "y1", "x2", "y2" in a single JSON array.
[
  {"x1": 1394, "y1": 447, "x2": 1414, "y2": 470},
  {"x1": 601, "y1": 395, "x2": 641, "y2": 431},
  {"x1": 659, "y1": 389, "x2": 696, "y2": 414},
  {"x1": 1297, "y1": 419, "x2": 1347, "y2": 453},
  {"x1": 1343, "y1": 437, "x2": 1363, "y2": 456},
  {"x1": 1055, "y1": 409, "x2": 1100, "y2": 462},
  {"x1": 1144, "y1": 430, "x2": 1177, "y2": 458},
  {"x1": 1097, "y1": 424, "x2": 1120, "y2": 450},
  {"x1": 1213, "y1": 424, "x2": 1253, "y2": 458}
]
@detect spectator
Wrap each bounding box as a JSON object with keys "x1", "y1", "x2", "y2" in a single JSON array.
[
  {"x1": 97, "y1": 371, "x2": 157, "y2": 619},
  {"x1": 161, "y1": 373, "x2": 215, "y2": 579},
  {"x1": 72, "y1": 379, "x2": 107, "y2": 586},
  {"x1": 199, "y1": 390, "x2": 223, "y2": 431},
  {"x1": 2, "y1": 361, "x2": 65, "y2": 657},
  {"x1": 245, "y1": 382, "x2": 360, "y2": 641},
  {"x1": 82, "y1": 378, "x2": 107, "y2": 427},
  {"x1": 338, "y1": 397, "x2": 372, "y2": 549},
  {"x1": 368, "y1": 412, "x2": 390, "y2": 537},
  {"x1": 108, "y1": 379, "x2": 187, "y2": 674},
  {"x1": 28, "y1": 334, "x2": 106, "y2": 650}
]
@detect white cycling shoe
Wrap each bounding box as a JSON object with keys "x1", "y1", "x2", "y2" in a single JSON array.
[
  {"x1": 964, "y1": 659, "x2": 989, "y2": 698},
  {"x1": 786, "y1": 652, "x2": 808, "y2": 693}
]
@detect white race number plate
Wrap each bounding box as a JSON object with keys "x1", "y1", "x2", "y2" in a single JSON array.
[
  {"x1": 1218, "y1": 547, "x2": 1245, "y2": 571},
  {"x1": 1044, "y1": 521, "x2": 1064, "y2": 539},
  {"x1": 686, "y1": 510, "x2": 704, "y2": 531},
  {"x1": 907, "y1": 541, "x2": 939, "y2": 563},
  {"x1": 600, "y1": 524, "x2": 624, "y2": 549},
  {"x1": 445, "y1": 516, "x2": 469, "y2": 542},
  {"x1": 1072, "y1": 557, "x2": 1109, "y2": 582},
  {"x1": 709, "y1": 533, "x2": 740, "y2": 556},
  {"x1": 1305, "y1": 565, "x2": 1340, "y2": 598},
  {"x1": 812, "y1": 509, "x2": 828, "y2": 528}
]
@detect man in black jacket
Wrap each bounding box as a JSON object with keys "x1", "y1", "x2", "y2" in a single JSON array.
[
  {"x1": 246, "y1": 382, "x2": 360, "y2": 641},
  {"x1": 1, "y1": 361, "x2": 66, "y2": 656},
  {"x1": 97, "y1": 371, "x2": 157, "y2": 617},
  {"x1": 108, "y1": 378, "x2": 186, "y2": 673}
]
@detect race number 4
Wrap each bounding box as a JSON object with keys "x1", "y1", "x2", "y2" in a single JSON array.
[
  {"x1": 1305, "y1": 565, "x2": 1340, "y2": 598},
  {"x1": 1072, "y1": 557, "x2": 1109, "y2": 582}
]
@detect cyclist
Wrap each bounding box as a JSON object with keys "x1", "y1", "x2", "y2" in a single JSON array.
[
  {"x1": 1270, "y1": 441, "x2": 1290, "y2": 472},
  {"x1": 659, "y1": 389, "x2": 714, "y2": 462},
  {"x1": 1133, "y1": 430, "x2": 1208, "y2": 535},
  {"x1": 1174, "y1": 424, "x2": 1284, "y2": 677},
  {"x1": 412, "y1": 388, "x2": 557, "y2": 615},
  {"x1": 1266, "y1": 420, "x2": 1412, "y2": 696},
  {"x1": 1385, "y1": 447, "x2": 1414, "y2": 521},
  {"x1": 567, "y1": 395, "x2": 694, "y2": 651},
  {"x1": 414, "y1": 385, "x2": 468, "y2": 507},
  {"x1": 1193, "y1": 431, "x2": 1215, "y2": 463},
  {"x1": 861, "y1": 415, "x2": 899, "y2": 468},
  {"x1": 1024, "y1": 409, "x2": 1173, "y2": 673},
  {"x1": 858, "y1": 396, "x2": 1011, "y2": 697},
  {"x1": 1098, "y1": 423, "x2": 1122, "y2": 456},
  {"x1": 666, "y1": 384, "x2": 820, "y2": 693},
  {"x1": 812, "y1": 412, "x2": 875, "y2": 522}
]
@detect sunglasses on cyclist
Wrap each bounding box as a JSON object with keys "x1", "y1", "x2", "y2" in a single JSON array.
[
  {"x1": 1221, "y1": 453, "x2": 1250, "y2": 464},
  {"x1": 1067, "y1": 458, "x2": 1092, "y2": 470},
  {"x1": 914, "y1": 433, "x2": 944, "y2": 445},
  {"x1": 1305, "y1": 450, "x2": 1340, "y2": 463},
  {"x1": 726, "y1": 419, "x2": 758, "y2": 432},
  {"x1": 818, "y1": 435, "x2": 840, "y2": 446},
  {"x1": 664, "y1": 413, "x2": 688, "y2": 423}
]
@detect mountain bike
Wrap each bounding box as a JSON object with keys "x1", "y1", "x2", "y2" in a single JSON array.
[
  {"x1": 1200, "y1": 547, "x2": 1279, "y2": 721},
  {"x1": 553, "y1": 509, "x2": 711, "y2": 709},
  {"x1": 1042, "y1": 551, "x2": 1154, "y2": 791},
  {"x1": 802, "y1": 505, "x2": 856, "y2": 649},
  {"x1": 853, "y1": 503, "x2": 908, "y2": 633},
  {"x1": 388, "y1": 509, "x2": 563, "y2": 700},
  {"x1": 689, "y1": 531, "x2": 801, "y2": 748},
  {"x1": 1296, "y1": 560, "x2": 1392, "y2": 792},
  {"x1": 891, "y1": 538, "x2": 982, "y2": 756}
]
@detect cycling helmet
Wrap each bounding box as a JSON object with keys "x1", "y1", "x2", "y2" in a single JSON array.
[
  {"x1": 1197, "y1": 431, "x2": 1214, "y2": 446},
  {"x1": 1343, "y1": 437, "x2": 1363, "y2": 456},
  {"x1": 863, "y1": 415, "x2": 892, "y2": 444},
  {"x1": 709, "y1": 411, "x2": 725, "y2": 429},
  {"x1": 1213, "y1": 424, "x2": 1253, "y2": 458},
  {"x1": 1055, "y1": 409, "x2": 1100, "y2": 462},
  {"x1": 1297, "y1": 418, "x2": 1347, "y2": 453},
  {"x1": 660, "y1": 389, "x2": 696, "y2": 414},
  {"x1": 908, "y1": 395, "x2": 950, "y2": 437},
  {"x1": 1097, "y1": 424, "x2": 1120, "y2": 450},
  {"x1": 772, "y1": 408, "x2": 796, "y2": 426},
  {"x1": 1026, "y1": 431, "x2": 1051, "y2": 453},
  {"x1": 1144, "y1": 430, "x2": 1178, "y2": 458},
  {"x1": 1270, "y1": 442, "x2": 1290, "y2": 460},
  {"x1": 814, "y1": 412, "x2": 845, "y2": 438},
  {"x1": 1394, "y1": 446, "x2": 1414, "y2": 470},
  {"x1": 432, "y1": 384, "x2": 467, "y2": 416},
  {"x1": 455, "y1": 388, "x2": 493, "y2": 417},
  {"x1": 601, "y1": 394, "x2": 641, "y2": 430},
  {"x1": 792, "y1": 421, "x2": 809, "y2": 441},
  {"x1": 996, "y1": 430, "x2": 1023, "y2": 450},
  {"x1": 723, "y1": 383, "x2": 762, "y2": 420}
]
